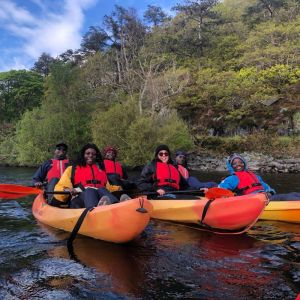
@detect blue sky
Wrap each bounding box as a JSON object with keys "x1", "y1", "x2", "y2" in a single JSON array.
[{"x1": 0, "y1": 0, "x2": 178, "y2": 72}]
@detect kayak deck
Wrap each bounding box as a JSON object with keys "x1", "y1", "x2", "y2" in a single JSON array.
[
  {"x1": 260, "y1": 200, "x2": 300, "y2": 223},
  {"x1": 32, "y1": 194, "x2": 152, "y2": 243},
  {"x1": 149, "y1": 193, "x2": 268, "y2": 234}
]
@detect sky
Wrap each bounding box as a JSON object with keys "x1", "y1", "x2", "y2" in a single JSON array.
[{"x1": 0, "y1": 0, "x2": 178, "y2": 72}]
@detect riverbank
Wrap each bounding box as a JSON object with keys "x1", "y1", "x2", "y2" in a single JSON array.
[
  {"x1": 1, "y1": 152, "x2": 300, "y2": 173},
  {"x1": 188, "y1": 152, "x2": 300, "y2": 173}
]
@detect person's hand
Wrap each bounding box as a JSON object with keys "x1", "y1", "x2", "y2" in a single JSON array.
[
  {"x1": 200, "y1": 188, "x2": 208, "y2": 193},
  {"x1": 265, "y1": 192, "x2": 272, "y2": 205},
  {"x1": 64, "y1": 187, "x2": 79, "y2": 196},
  {"x1": 34, "y1": 182, "x2": 43, "y2": 188},
  {"x1": 156, "y1": 189, "x2": 166, "y2": 196}
]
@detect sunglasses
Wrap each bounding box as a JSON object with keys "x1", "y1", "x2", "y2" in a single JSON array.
[
  {"x1": 56, "y1": 147, "x2": 67, "y2": 151},
  {"x1": 158, "y1": 151, "x2": 169, "y2": 157}
]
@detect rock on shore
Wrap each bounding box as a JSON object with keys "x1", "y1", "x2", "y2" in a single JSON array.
[{"x1": 188, "y1": 152, "x2": 300, "y2": 173}]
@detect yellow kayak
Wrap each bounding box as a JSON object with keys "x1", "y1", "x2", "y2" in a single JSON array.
[
  {"x1": 32, "y1": 194, "x2": 152, "y2": 243},
  {"x1": 149, "y1": 193, "x2": 268, "y2": 234},
  {"x1": 260, "y1": 200, "x2": 300, "y2": 223}
]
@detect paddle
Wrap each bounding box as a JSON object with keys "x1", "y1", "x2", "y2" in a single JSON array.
[
  {"x1": 128, "y1": 187, "x2": 234, "y2": 199},
  {"x1": 0, "y1": 184, "x2": 234, "y2": 200},
  {"x1": 0, "y1": 184, "x2": 70, "y2": 199},
  {"x1": 0, "y1": 184, "x2": 42, "y2": 195},
  {"x1": 205, "y1": 187, "x2": 234, "y2": 199}
]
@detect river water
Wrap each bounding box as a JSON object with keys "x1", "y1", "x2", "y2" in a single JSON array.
[{"x1": 0, "y1": 167, "x2": 299, "y2": 299}]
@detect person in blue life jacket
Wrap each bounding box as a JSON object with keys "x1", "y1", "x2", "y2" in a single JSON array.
[
  {"x1": 33, "y1": 142, "x2": 70, "y2": 204},
  {"x1": 218, "y1": 153, "x2": 275, "y2": 195},
  {"x1": 175, "y1": 150, "x2": 217, "y2": 189},
  {"x1": 219, "y1": 153, "x2": 300, "y2": 201},
  {"x1": 136, "y1": 145, "x2": 189, "y2": 197}
]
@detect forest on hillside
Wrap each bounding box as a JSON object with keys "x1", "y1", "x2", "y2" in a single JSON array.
[{"x1": 0, "y1": 0, "x2": 300, "y2": 166}]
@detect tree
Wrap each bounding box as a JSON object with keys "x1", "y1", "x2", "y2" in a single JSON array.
[
  {"x1": 172, "y1": 0, "x2": 219, "y2": 54},
  {"x1": 144, "y1": 5, "x2": 168, "y2": 27},
  {"x1": 91, "y1": 101, "x2": 193, "y2": 165},
  {"x1": 0, "y1": 70, "x2": 44, "y2": 122},
  {"x1": 31, "y1": 52, "x2": 56, "y2": 76},
  {"x1": 243, "y1": 0, "x2": 288, "y2": 27},
  {"x1": 239, "y1": 18, "x2": 300, "y2": 68},
  {"x1": 58, "y1": 49, "x2": 84, "y2": 65},
  {"x1": 15, "y1": 62, "x2": 94, "y2": 164},
  {"x1": 103, "y1": 5, "x2": 147, "y2": 85},
  {"x1": 81, "y1": 26, "x2": 109, "y2": 54}
]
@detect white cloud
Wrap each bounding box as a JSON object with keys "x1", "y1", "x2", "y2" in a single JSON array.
[
  {"x1": 0, "y1": 0, "x2": 98, "y2": 71},
  {"x1": 0, "y1": 1, "x2": 36, "y2": 24}
]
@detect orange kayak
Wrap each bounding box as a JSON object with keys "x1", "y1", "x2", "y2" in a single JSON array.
[
  {"x1": 32, "y1": 194, "x2": 152, "y2": 243},
  {"x1": 260, "y1": 200, "x2": 300, "y2": 223},
  {"x1": 149, "y1": 193, "x2": 268, "y2": 234}
]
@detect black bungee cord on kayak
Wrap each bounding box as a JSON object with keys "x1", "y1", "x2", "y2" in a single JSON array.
[
  {"x1": 67, "y1": 207, "x2": 95, "y2": 249},
  {"x1": 136, "y1": 197, "x2": 148, "y2": 213}
]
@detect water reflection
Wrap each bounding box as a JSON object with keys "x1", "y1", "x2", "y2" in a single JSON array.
[
  {"x1": 36, "y1": 221, "x2": 152, "y2": 296},
  {"x1": 0, "y1": 167, "x2": 300, "y2": 299}
]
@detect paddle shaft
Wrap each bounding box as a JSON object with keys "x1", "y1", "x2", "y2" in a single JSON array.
[{"x1": 131, "y1": 189, "x2": 205, "y2": 197}]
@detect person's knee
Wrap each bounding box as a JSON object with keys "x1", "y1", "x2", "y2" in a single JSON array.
[
  {"x1": 207, "y1": 182, "x2": 218, "y2": 188},
  {"x1": 84, "y1": 188, "x2": 98, "y2": 197},
  {"x1": 49, "y1": 198, "x2": 68, "y2": 208},
  {"x1": 98, "y1": 188, "x2": 119, "y2": 204}
]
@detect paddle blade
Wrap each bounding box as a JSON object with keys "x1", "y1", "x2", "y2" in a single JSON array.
[
  {"x1": 205, "y1": 187, "x2": 234, "y2": 199},
  {"x1": 0, "y1": 184, "x2": 41, "y2": 195},
  {"x1": 0, "y1": 191, "x2": 30, "y2": 199}
]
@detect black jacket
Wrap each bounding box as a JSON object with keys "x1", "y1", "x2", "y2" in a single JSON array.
[
  {"x1": 136, "y1": 160, "x2": 189, "y2": 192},
  {"x1": 32, "y1": 160, "x2": 52, "y2": 184}
]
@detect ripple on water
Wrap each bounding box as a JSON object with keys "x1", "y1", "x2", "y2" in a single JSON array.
[
  {"x1": 0, "y1": 201, "x2": 31, "y2": 220},
  {"x1": 0, "y1": 257, "x2": 127, "y2": 299}
]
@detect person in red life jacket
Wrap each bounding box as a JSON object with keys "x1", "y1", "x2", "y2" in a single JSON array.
[
  {"x1": 137, "y1": 145, "x2": 189, "y2": 197},
  {"x1": 33, "y1": 142, "x2": 69, "y2": 204},
  {"x1": 103, "y1": 146, "x2": 136, "y2": 190},
  {"x1": 54, "y1": 143, "x2": 121, "y2": 209},
  {"x1": 175, "y1": 150, "x2": 217, "y2": 189},
  {"x1": 219, "y1": 153, "x2": 300, "y2": 201},
  {"x1": 218, "y1": 153, "x2": 275, "y2": 195}
]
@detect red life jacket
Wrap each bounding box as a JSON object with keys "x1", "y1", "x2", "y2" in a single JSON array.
[
  {"x1": 154, "y1": 162, "x2": 180, "y2": 190},
  {"x1": 73, "y1": 164, "x2": 107, "y2": 188},
  {"x1": 178, "y1": 165, "x2": 189, "y2": 179},
  {"x1": 46, "y1": 159, "x2": 69, "y2": 181},
  {"x1": 235, "y1": 171, "x2": 263, "y2": 195},
  {"x1": 104, "y1": 159, "x2": 123, "y2": 178}
]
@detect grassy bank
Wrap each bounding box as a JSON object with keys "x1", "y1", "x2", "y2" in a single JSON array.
[{"x1": 194, "y1": 134, "x2": 300, "y2": 158}]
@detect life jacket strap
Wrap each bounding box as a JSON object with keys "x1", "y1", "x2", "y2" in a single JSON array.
[
  {"x1": 238, "y1": 182, "x2": 262, "y2": 192},
  {"x1": 86, "y1": 179, "x2": 101, "y2": 184},
  {"x1": 163, "y1": 179, "x2": 176, "y2": 183}
]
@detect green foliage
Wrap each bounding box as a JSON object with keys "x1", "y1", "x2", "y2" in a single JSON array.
[
  {"x1": 2, "y1": 0, "x2": 300, "y2": 166},
  {"x1": 0, "y1": 127, "x2": 18, "y2": 165},
  {"x1": 239, "y1": 18, "x2": 300, "y2": 67},
  {"x1": 126, "y1": 112, "x2": 194, "y2": 165},
  {"x1": 91, "y1": 99, "x2": 139, "y2": 156},
  {"x1": 0, "y1": 70, "x2": 44, "y2": 122},
  {"x1": 32, "y1": 53, "x2": 56, "y2": 76},
  {"x1": 195, "y1": 134, "x2": 300, "y2": 157},
  {"x1": 14, "y1": 63, "x2": 93, "y2": 164},
  {"x1": 92, "y1": 101, "x2": 193, "y2": 165}
]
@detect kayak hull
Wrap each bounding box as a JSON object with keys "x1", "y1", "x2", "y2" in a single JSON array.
[
  {"x1": 32, "y1": 194, "x2": 152, "y2": 243},
  {"x1": 260, "y1": 200, "x2": 300, "y2": 223},
  {"x1": 149, "y1": 193, "x2": 267, "y2": 234}
]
